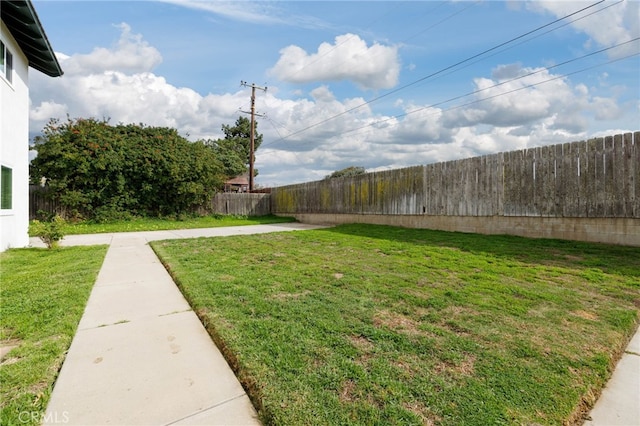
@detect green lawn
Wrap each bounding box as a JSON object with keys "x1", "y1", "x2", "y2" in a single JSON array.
[
  {"x1": 0, "y1": 246, "x2": 108, "y2": 426},
  {"x1": 151, "y1": 224, "x2": 640, "y2": 426},
  {"x1": 31, "y1": 214, "x2": 296, "y2": 236}
]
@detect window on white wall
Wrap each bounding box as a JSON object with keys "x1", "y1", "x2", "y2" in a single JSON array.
[
  {"x1": 1, "y1": 166, "x2": 13, "y2": 210},
  {"x1": 0, "y1": 41, "x2": 12, "y2": 83},
  {"x1": 6, "y1": 48, "x2": 12, "y2": 83}
]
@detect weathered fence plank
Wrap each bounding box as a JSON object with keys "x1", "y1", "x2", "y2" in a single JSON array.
[
  {"x1": 553, "y1": 143, "x2": 564, "y2": 218},
  {"x1": 622, "y1": 133, "x2": 634, "y2": 217},
  {"x1": 523, "y1": 148, "x2": 536, "y2": 216},
  {"x1": 612, "y1": 134, "x2": 625, "y2": 217},
  {"x1": 496, "y1": 152, "x2": 504, "y2": 216},
  {"x1": 594, "y1": 137, "x2": 606, "y2": 217},
  {"x1": 577, "y1": 140, "x2": 588, "y2": 217},
  {"x1": 585, "y1": 138, "x2": 598, "y2": 217},
  {"x1": 561, "y1": 143, "x2": 575, "y2": 218},
  {"x1": 603, "y1": 136, "x2": 615, "y2": 217},
  {"x1": 539, "y1": 145, "x2": 555, "y2": 216},
  {"x1": 503, "y1": 151, "x2": 515, "y2": 216}
]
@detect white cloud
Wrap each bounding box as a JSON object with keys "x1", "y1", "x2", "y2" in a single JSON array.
[
  {"x1": 441, "y1": 64, "x2": 590, "y2": 132},
  {"x1": 527, "y1": 0, "x2": 640, "y2": 57},
  {"x1": 30, "y1": 100, "x2": 68, "y2": 123},
  {"x1": 310, "y1": 85, "x2": 336, "y2": 103},
  {"x1": 31, "y1": 68, "x2": 247, "y2": 141},
  {"x1": 269, "y1": 33, "x2": 400, "y2": 90},
  {"x1": 591, "y1": 96, "x2": 623, "y2": 121},
  {"x1": 258, "y1": 87, "x2": 373, "y2": 146},
  {"x1": 391, "y1": 105, "x2": 451, "y2": 144},
  {"x1": 29, "y1": 25, "x2": 250, "y2": 141},
  {"x1": 61, "y1": 23, "x2": 162, "y2": 75}
]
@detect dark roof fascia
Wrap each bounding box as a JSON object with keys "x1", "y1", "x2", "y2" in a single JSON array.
[
  {"x1": 1, "y1": 0, "x2": 63, "y2": 77},
  {"x1": 226, "y1": 177, "x2": 250, "y2": 185}
]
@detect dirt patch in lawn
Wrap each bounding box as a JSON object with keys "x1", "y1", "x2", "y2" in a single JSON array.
[
  {"x1": 433, "y1": 354, "x2": 476, "y2": 377},
  {"x1": 348, "y1": 335, "x2": 374, "y2": 352},
  {"x1": 373, "y1": 309, "x2": 422, "y2": 335},
  {"x1": 270, "y1": 290, "x2": 312, "y2": 301},
  {"x1": 572, "y1": 310, "x2": 598, "y2": 321},
  {"x1": 403, "y1": 400, "x2": 442, "y2": 425}
]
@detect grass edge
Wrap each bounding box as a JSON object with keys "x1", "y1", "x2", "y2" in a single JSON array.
[{"x1": 150, "y1": 242, "x2": 272, "y2": 424}]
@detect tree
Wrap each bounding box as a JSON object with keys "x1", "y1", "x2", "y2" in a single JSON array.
[
  {"x1": 325, "y1": 166, "x2": 366, "y2": 179},
  {"x1": 30, "y1": 118, "x2": 224, "y2": 220},
  {"x1": 203, "y1": 116, "x2": 263, "y2": 178}
]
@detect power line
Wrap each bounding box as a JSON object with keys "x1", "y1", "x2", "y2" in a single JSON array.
[
  {"x1": 407, "y1": 0, "x2": 625, "y2": 93},
  {"x1": 267, "y1": 0, "x2": 606, "y2": 144},
  {"x1": 333, "y1": 38, "x2": 640, "y2": 138},
  {"x1": 262, "y1": 117, "x2": 307, "y2": 164},
  {"x1": 400, "y1": 0, "x2": 479, "y2": 45},
  {"x1": 414, "y1": 52, "x2": 639, "y2": 129},
  {"x1": 258, "y1": 40, "x2": 639, "y2": 156}
]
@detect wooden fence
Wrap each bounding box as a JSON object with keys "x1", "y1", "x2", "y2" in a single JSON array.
[
  {"x1": 30, "y1": 189, "x2": 271, "y2": 219},
  {"x1": 29, "y1": 186, "x2": 64, "y2": 219},
  {"x1": 209, "y1": 193, "x2": 271, "y2": 216},
  {"x1": 272, "y1": 132, "x2": 639, "y2": 219}
]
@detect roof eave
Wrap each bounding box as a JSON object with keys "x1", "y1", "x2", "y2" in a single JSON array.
[{"x1": 1, "y1": 0, "x2": 63, "y2": 77}]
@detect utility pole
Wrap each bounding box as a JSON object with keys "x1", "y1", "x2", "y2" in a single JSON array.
[{"x1": 240, "y1": 81, "x2": 267, "y2": 191}]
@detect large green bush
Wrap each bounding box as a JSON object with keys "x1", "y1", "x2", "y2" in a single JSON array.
[{"x1": 30, "y1": 118, "x2": 224, "y2": 219}]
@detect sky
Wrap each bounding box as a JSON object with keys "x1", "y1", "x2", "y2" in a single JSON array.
[{"x1": 27, "y1": 0, "x2": 640, "y2": 187}]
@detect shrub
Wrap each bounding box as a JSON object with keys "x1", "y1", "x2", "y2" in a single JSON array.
[
  {"x1": 30, "y1": 118, "x2": 225, "y2": 220},
  {"x1": 29, "y1": 215, "x2": 66, "y2": 249}
]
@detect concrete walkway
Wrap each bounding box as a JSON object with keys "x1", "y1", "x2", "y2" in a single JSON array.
[
  {"x1": 37, "y1": 223, "x2": 326, "y2": 426},
  {"x1": 33, "y1": 223, "x2": 639, "y2": 425}
]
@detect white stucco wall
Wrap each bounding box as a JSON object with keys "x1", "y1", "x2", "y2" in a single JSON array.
[{"x1": 1, "y1": 20, "x2": 30, "y2": 252}]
